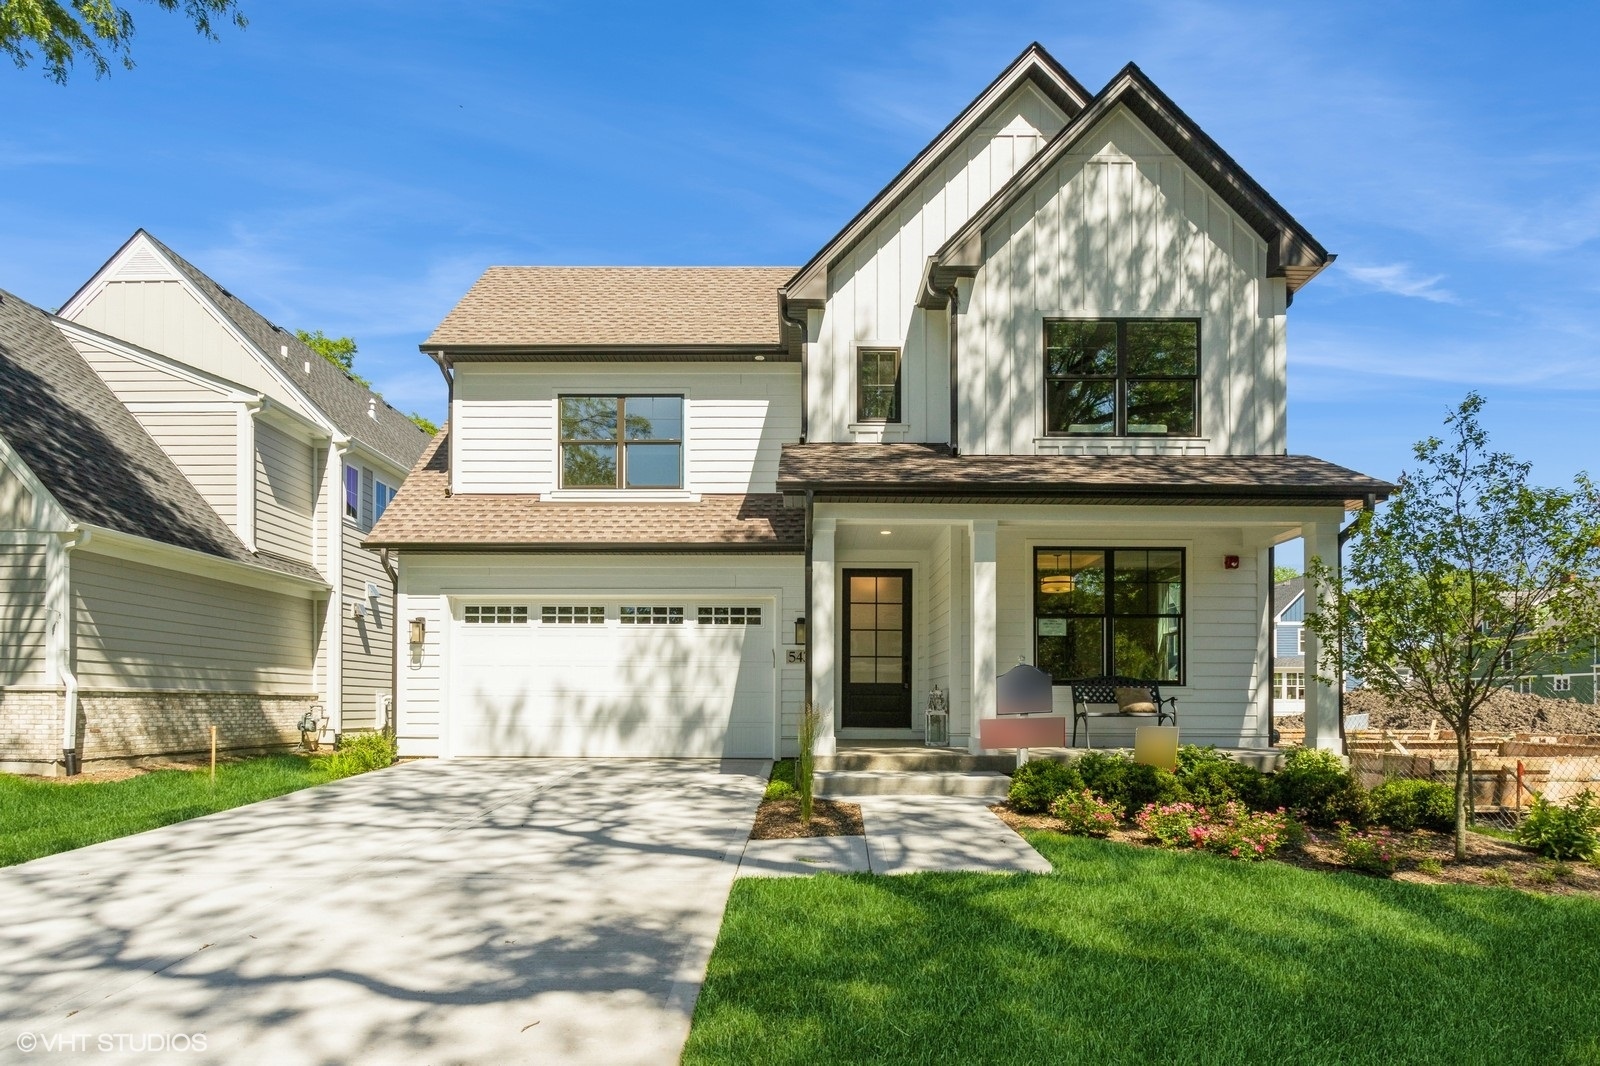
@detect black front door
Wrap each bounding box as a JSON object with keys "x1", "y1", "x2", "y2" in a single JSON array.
[{"x1": 842, "y1": 569, "x2": 912, "y2": 729}]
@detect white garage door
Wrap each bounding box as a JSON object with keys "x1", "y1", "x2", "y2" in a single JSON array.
[{"x1": 449, "y1": 601, "x2": 775, "y2": 757}]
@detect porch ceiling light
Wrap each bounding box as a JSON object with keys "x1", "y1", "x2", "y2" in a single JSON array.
[
  {"x1": 1040, "y1": 575, "x2": 1075, "y2": 594},
  {"x1": 879, "y1": 529, "x2": 892, "y2": 536}
]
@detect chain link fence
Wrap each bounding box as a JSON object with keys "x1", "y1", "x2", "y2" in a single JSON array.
[{"x1": 1276, "y1": 722, "x2": 1600, "y2": 830}]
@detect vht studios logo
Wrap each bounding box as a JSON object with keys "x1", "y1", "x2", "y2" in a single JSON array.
[{"x1": 14, "y1": 1031, "x2": 208, "y2": 1053}]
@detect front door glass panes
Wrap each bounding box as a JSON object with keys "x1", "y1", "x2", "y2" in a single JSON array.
[{"x1": 848, "y1": 574, "x2": 904, "y2": 684}]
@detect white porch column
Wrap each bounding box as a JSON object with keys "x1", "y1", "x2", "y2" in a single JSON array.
[
  {"x1": 810, "y1": 517, "x2": 838, "y2": 756},
  {"x1": 1303, "y1": 518, "x2": 1342, "y2": 751},
  {"x1": 967, "y1": 519, "x2": 998, "y2": 754}
]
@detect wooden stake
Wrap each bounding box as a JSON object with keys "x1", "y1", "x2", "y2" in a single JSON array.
[{"x1": 210, "y1": 725, "x2": 217, "y2": 782}]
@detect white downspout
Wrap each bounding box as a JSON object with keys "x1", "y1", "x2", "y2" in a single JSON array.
[{"x1": 49, "y1": 526, "x2": 87, "y2": 774}]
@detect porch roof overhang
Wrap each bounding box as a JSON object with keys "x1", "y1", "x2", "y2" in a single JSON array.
[{"x1": 778, "y1": 444, "x2": 1394, "y2": 511}]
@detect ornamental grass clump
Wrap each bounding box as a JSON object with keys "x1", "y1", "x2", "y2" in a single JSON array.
[
  {"x1": 1136, "y1": 800, "x2": 1295, "y2": 861},
  {"x1": 1336, "y1": 823, "x2": 1403, "y2": 876},
  {"x1": 1050, "y1": 790, "x2": 1120, "y2": 837}
]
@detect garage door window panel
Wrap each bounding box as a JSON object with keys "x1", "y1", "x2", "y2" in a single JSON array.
[
  {"x1": 542, "y1": 605, "x2": 606, "y2": 624},
  {"x1": 621, "y1": 605, "x2": 685, "y2": 625},
  {"x1": 560, "y1": 395, "x2": 683, "y2": 489},
  {"x1": 464, "y1": 605, "x2": 529, "y2": 625},
  {"x1": 698, "y1": 606, "x2": 762, "y2": 625}
]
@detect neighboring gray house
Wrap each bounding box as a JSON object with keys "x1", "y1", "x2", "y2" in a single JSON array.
[
  {"x1": 1272, "y1": 576, "x2": 1306, "y2": 717},
  {"x1": 0, "y1": 233, "x2": 428, "y2": 775}
]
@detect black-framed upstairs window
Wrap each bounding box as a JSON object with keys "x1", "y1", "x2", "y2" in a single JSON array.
[
  {"x1": 559, "y1": 395, "x2": 684, "y2": 489},
  {"x1": 1034, "y1": 548, "x2": 1185, "y2": 683},
  {"x1": 857, "y1": 347, "x2": 902, "y2": 423},
  {"x1": 1044, "y1": 318, "x2": 1199, "y2": 436}
]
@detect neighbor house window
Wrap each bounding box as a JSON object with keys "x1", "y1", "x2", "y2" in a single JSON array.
[
  {"x1": 559, "y1": 395, "x2": 683, "y2": 489},
  {"x1": 1034, "y1": 548, "x2": 1184, "y2": 682},
  {"x1": 374, "y1": 478, "x2": 397, "y2": 521},
  {"x1": 856, "y1": 347, "x2": 901, "y2": 423},
  {"x1": 1297, "y1": 627, "x2": 1305, "y2": 654},
  {"x1": 1044, "y1": 319, "x2": 1198, "y2": 436},
  {"x1": 343, "y1": 464, "x2": 360, "y2": 520},
  {"x1": 1554, "y1": 675, "x2": 1572, "y2": 693},
  {"x1": 1275, "y1": 671, "x2": 1306, "y2": 701}
]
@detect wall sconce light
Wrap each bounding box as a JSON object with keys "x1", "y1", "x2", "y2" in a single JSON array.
[
  {"x1": 794, "y1": 616, "x2": 807, "y2": 645},
  {"x1": 409, "y1": 616, "x2": 426, "y2": 645},
  {"x1": 1224, "y1": 555, "x2": 1241, "y2": 570}
]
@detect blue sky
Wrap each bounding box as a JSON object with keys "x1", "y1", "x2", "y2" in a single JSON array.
[{"x1": 2, "y1": 0, "x2": 1595, "y2": 562}]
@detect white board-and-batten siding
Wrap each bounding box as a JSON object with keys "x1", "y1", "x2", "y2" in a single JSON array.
[
  {"x1": 811, "y1": 83, "x2": 1068, "y2": 445},
  {"x1": 451, "y1": 363, "x2": 800, "y2": 495},
  {"x1": 961, "y1": 106, "x2": 1287, "y2": 457},
  {"x1": 70, "y1": 551, "x2": 316, "y2": 693}
]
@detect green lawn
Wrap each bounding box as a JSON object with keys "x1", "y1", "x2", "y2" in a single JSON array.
[
  {"x1": 0, "y1": 755, "x2": 343, "y2": 867},
  {"x1": 686, "y1": 831, "x2": 1600, "y2": 1065}
]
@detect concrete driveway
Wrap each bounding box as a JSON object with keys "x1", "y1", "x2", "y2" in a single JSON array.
[{"x1": 0, "y1": 758, "x2": 767, "y2": 1065}]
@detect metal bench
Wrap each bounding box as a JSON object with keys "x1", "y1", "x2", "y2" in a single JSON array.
[{"x1": 1066, "y1": 676, "x2": 1178, "y2": 747}]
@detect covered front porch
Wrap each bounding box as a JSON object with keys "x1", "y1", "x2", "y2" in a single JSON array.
[{"x1": 805, "y1": 502, "x2": 1348, "y2": 757}]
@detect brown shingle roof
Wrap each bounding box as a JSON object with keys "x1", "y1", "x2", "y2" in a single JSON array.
[
  {"x1": 779, "y1": 444, "x2": 1394, "y2": 507},
  {"x1": 422, "y1": 266, "x2": 796, "y2": 351},
  {"x1": 366, "y1": 432, "x2": 803, "y2": 551}
]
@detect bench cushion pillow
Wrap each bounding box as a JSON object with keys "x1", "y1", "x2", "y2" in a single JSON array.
[{"x1": 1115, "y1": 687, "x2": 1158, "y2": 715}]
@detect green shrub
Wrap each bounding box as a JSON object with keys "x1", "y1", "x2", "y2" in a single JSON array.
[
  {"x1": 1009, "y1": 759, "x2": 1083, "y2": 814},
  {"x1": 765, "y1": 759, "x2": 797, "y2": 801},
  {"x1": 1175, "y1": 746, "x2": 1278, "y2": 810},
  {"x1": 1276, "y1": 746, "x2": 1369, "y2": 827},
  {"x1": 1050, "y1": 790, "x2": 1121, "y2": 836},
  {"x1": 1123, "y1": 762, "x2": 1184, "y2": 816},
  {"x1": 320, "y1": 731, "x2": 396, "y2": 778},
  {"x1": 1336, "y1": 823, "x2": 1403, "y2": 876},
  {"x1": 1517, "y1": 791, "x2": 1600, "y2": 861},
  {"x1": 1370, "y1": 779, "x2": 1455, "y2": 832},
  {"x1": 1073, "y1": 751, "x2": 1131, "y2": 807}
]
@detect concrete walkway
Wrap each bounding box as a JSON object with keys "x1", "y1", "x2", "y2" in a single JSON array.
[
  {"x1": 738, "y1": 796, "x2": 1053, "y2": 877},
  {"x1": 0, "y1": 758, "x2": 766, "y2": 1065}
]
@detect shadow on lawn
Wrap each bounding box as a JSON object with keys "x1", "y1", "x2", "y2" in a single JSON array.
[{"x1": 685, "y1": 834, "x2": 1600, "y2": 1065}]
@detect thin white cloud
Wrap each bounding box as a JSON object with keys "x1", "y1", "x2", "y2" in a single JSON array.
[{"x1": 1339, "y1": 262, "x2": 1459, "y2": 304}]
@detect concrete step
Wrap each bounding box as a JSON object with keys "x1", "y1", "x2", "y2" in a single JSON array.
[
  {"x1": 814, "y1": 770, "x2": 1013, "y2": 799},
  {"x1": 815, "y1": 749, "x2": 1017, "y2": 773}
]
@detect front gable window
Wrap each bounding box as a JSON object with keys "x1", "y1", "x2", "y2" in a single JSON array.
[
  {"x1": 856, "y1": 347, "x2": 902, "y2": 423},
  {"x1": 559, "y1": 395, "x2": 683, "y2": 489},
  {"x1": 1044, "y1": 319, "x2": 1198, "y2": 436}
]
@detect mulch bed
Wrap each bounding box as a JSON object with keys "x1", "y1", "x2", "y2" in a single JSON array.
[
  {"x1": 751, "y1": 798, "x2": 864, "y2": 839},
  {"x1": 991, "y1": 804, "x2": 1600, "y2": 896}
]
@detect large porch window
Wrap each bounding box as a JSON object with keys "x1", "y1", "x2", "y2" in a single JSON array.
[{"x1": 1034, "y1": 548, "x2": 1184, "y2": 683}]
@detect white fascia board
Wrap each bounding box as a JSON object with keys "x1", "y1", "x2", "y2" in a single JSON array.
[
  {"x1": 75, "y1": 524, "x2": 331, "y2": 599},
  {"x1": 52, "y1": 318, "x2": 257, "y2": 402},
  {"x1": 257, "y1": 395, "x2": 335, "y2": 441}
]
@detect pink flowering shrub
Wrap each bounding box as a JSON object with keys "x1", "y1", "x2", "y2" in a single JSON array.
[
  {"x1": 1051, "y1": 789, "x2": 1121, "y2": 837},
  {"x1": 1136, "y1": 801, "x2": 1295, "y2": 861},
  {"x1": 1336, "y1": 822, "x2": 1403, "y2": 876}
]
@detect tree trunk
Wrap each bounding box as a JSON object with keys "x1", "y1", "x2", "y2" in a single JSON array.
[{"x1": 1453, "y1": 724, "x2": 1470, "y2": 861}]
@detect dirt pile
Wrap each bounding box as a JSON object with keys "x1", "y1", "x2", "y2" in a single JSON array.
[{"x1": 1280, "y1": 688, "x2": 1600, "y2": 736}]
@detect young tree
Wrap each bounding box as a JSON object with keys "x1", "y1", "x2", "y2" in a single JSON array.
[
  {"x1": 294, "y1": 329, "x2": 358, "y2": 374},
  {"x1": 1273, "y1": 565, "x2": 1302, "y2": 584},
  {"x1": 2, "y1": 0, "x2": 246, "y2": 83},
  {"x1": 408, "y1": 412, "x2": 438, "y2": 436},
  {"x1": 1304, "y1": 393, "x2": 1600, "y2": 859}
]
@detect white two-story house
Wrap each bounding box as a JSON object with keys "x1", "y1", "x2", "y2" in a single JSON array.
[
  {"x1": 369, "y1": 44, "x2": 1391, "y2": 760},
  {"x1": 0, "y1": 232, "x2": 428, "y2": 774}
]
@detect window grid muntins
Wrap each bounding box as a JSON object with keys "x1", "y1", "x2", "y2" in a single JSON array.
[
  {"x1": 559, "y1": 395, "x2": 684, "y2": 489},
  {"x1": 856, "y1": 347, "x2": 901, "y2": 423},
  {"x1": 1044, "y1": 318, "x2": 1199, "y2": 437},
  {"x1": 541, "y1": 605, "x2": 606, "y2": 625},
  {"x1": 620, "y1": 605, "x2": 684, "y2": 625},
  {"x1": 1033, "y1": 548, "x2": 1185, "y2": 684},
  {"x1": 698, "y1": 606, "x2": 762, "y2": 625},
  {"x1": 1554, "y1": 675, "x2": 1573, "y2": 693},
  {"x1": 464, "y1": 605, "x2": 529, "y2": 625},
  {"x1": 1275, "y1": 671, "x2": 1306, "y2": 701}
]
